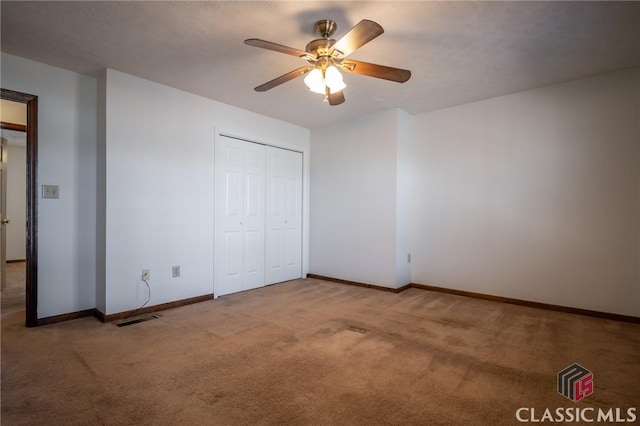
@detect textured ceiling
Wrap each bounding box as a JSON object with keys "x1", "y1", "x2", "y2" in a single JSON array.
[{"x1": 1, "y1": 1, "x2": 639, "y2": 129}]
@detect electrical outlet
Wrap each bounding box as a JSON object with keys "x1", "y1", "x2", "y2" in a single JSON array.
[
  {"x1": 142, "y1": 269, "x2": 150, "y2": 281},
  {"x1": 172, "y1": 265, "x2": 180, "y2": 278},
  {"x1": 42, "y1": 185, "x2": 60, "y2": 199},
  {"x1": 407, "y1": 253, "x2": 411, "y2": 263}
]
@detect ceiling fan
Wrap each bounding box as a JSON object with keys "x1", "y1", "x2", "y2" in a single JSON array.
[{"x1": 244, "y1": 19, "x2": 411, "y2": 106}]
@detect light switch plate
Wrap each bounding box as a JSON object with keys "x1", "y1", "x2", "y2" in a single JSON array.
[{"x1": 42, "y1": 185, "x2": 60, "y2": 199}]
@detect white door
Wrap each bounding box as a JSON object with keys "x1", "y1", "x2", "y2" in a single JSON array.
[
  {"x1": 265, "y1": 146, "x2": 303, "y2": 285},
  {"x1": 214, "y1": 136, "x2": 266, "y2": 296},
  {"x1": 0, "y1": 138, "x2": 7, "y2": 290}
]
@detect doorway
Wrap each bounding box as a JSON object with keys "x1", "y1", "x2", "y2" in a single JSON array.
[
  {"x1": 1, "y1": 89, "x2": 38, "y2": 327},
  {"x1": 1, "y1": 125, "x2": 27, "y2": 289}
]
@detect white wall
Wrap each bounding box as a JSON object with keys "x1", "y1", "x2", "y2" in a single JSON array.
[
  {"x1": 396, "y1": 109, "x2": 412, "y2": 287},
  {"x1": 104, "y1": 69, "x2": 309, "y2": 315},
  {"x1": 3, "y1": 52, "x2": 636, "y2": 319},
  {"x1": 96, "y1": 71, "x2": 107, "y2": 314},
  {"x1": 310, "y1": 109, "x2": 400, "y2": 288},
  {"x1": 6, "y1": 143, "x2": 26, "y2": 261},
  {"x1": 410, "y1": 68, "x2": 640, "y2": 316},
  {"x1": 0, "y1": 54, "x2": 308, "y2": 318},
  {"x1": 1, "y1": 53, "x2": 97, "y2": 318}
]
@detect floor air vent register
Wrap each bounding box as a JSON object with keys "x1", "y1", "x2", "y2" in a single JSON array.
[{"x1": 114, "y1": 314, "x2": 160, "y2": 327}]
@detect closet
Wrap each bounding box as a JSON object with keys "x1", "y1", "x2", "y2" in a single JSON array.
[{"x1": 214, "y1": 135, "x2": 302, "y2": 296}]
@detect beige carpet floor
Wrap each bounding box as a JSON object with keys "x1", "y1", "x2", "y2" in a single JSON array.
[{"x1": 2, "y1": 265, "x2": 639, "y2": 425}]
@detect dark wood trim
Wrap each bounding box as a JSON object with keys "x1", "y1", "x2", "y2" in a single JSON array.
[
  {"x1": 36, "y1": 309, "x2": 95, "y2": 326},
  {"x1": 95, "y1": 294, "x2": 214, "y2": 323},
  {"x1": 93, "y1": 309, "x2": 106, "y2": 323},
  {"x1": 307, "y1": 273, "x2": 409, "y2": 293},
  {"x1": 1, "y1": 88, "x2": 38, "y2": 327},
  {"x1": 306, "y1": 274, "x2": 640, "y2": 324},
  {"x1": 0, "y1": 121, "x2": 26, "y2": 132},
  {"x1": 25, "y1": 96, "x2": 38, "y2": 327},
  {"x1": 7, "y1": 259, "x2": 26, "y2": 263},
  {"x1": 411, "y1": 283, "x2": 640, "y2": 324}
]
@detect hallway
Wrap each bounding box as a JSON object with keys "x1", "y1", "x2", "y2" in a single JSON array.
[{"x1": 1, "y1": 261, "x2": 25, "y2": 322}]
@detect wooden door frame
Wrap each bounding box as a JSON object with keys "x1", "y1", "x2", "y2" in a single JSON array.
[{"x1": 1, "y1": 88, "x2": 38, "y2": 327}]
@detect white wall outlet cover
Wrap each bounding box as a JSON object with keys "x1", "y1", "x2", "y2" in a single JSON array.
[
  {"x1": 172, "y1": 265, "x2": 180, "y2": 278},
  {"x1": 42, "y1": 185, "x2": 60, "y2": 199}
]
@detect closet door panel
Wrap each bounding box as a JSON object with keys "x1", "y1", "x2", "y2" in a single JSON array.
[
  {"x1": 215, "y1": 136, "x2": 265, "y2": 296},
  {"x1": 265, "y1": 147, "x2": 303, "y2": 285}
]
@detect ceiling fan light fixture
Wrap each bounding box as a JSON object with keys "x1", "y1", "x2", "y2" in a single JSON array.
[
  {"x1": 325, "y1": 65, "x2": 346, "y2": 93},
  {"x1": 324, "y1": 65, "x2": 347, "y2": 93},
  {"x1": 304, "y1": 68, "x2": 326, "y2": 94},
  {"x1": 327, "y1": 80, "x2": 346, "y2": 94}
]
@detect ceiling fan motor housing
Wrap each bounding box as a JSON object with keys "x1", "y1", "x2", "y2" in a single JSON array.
[
  {"x1": 305, "y1": 38, "x2": 336, "y2": 59},
  {"x1": 313, "y1": 20, "x2": 337, "y2": 38},
  {"x1": 307, "y1": 19, "x2": 340, "y2": 63}
]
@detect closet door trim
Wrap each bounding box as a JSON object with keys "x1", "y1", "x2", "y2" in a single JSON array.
[{"x1": 218, "y1": 132, "x2": 303, "y2": 155}]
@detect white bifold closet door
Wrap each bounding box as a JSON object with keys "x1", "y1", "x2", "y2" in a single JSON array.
[
  {"x1": 265, "y1": 146, "x2": 303, "y2": 285},
  {"x1": 215, "y1": 136, "x2": 303, "y2": 297},
  {"x1": 215, "y1": 136, "x2": 266, "y2": 296}
]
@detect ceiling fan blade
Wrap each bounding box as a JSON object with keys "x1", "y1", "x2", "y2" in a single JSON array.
[
  {"x1": 329, "y1": 19, "x2": 384, "y2": 58},
  {"x1": 244, "y1": 38, "x2": 309, "y2": 58},
  {"x1": 327, "y1": 90, "x2": 345, "y2": 106},
  {"x1": 254, "y1": 66, "x2": 312, "y2": 92},
  {"x1": 341, "y1": 59, "x2": 411, "y2": 83}
]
